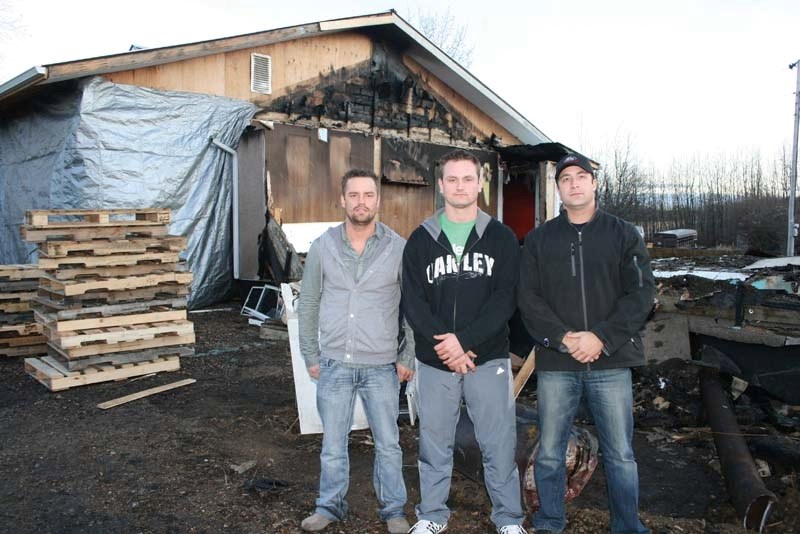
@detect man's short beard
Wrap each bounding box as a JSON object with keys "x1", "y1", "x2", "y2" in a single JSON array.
[{"x1": 346, "y1": 212, "x2": 376, "y2": 226}]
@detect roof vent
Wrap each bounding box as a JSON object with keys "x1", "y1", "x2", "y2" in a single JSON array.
[{"x1": 251, "y1": 53, "x2": 272, "y2": 95}]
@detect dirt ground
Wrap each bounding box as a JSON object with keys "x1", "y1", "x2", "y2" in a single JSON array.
[{"x1": 1, "y1": 305, "x2": 798, "y2": 533}]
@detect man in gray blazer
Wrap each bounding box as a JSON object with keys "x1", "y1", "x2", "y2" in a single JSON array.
[{"x1": 297, "y1": 169, "x2": 414, "y2": 533}]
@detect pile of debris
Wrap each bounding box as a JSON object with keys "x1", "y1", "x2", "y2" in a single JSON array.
[
  {"x1": 18, "y1": 209, "x2": 195, "y2": 391},
  {"x1": 643, "y1": 254, "x2": 800, "y2": 530}
]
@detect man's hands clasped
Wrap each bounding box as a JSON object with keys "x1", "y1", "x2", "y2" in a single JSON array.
[
  {"x1": 433, "y1": 333, "x2": 476, "y2": 374},
  {"x1": 562, "y1": 331, "x2": 604, "y2": 363}
]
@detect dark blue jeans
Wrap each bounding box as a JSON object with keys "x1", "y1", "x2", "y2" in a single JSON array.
[{"x1": 534, "y1": 368, "x2": 649, "y2": 534}]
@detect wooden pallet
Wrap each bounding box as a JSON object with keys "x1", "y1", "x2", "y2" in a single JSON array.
[
  {"x1": 24, "y1": 355, "x2": 180, "y2": 391},
  {"x1": 49, "y1": 323, "x2": 195, "y2": 359},
  {"x1": 48, "y1": 332, "x2": 195, "y2": 359},
  {"x1": 0, "y1": 312, "x2": 34, "y2": 325},
  {"x1": 47, "y1": 345, "x2": 195, "y2": 371},
  {"x1": 40, "y1": 271, "x2": 193, "y2": 296},
  {"x1": 25, "y1": 208, "x2": 171, "y2": 227},
  {"x1": 37, "y1": 251, "x2": 181, "y2": 270},
  {"x1": 2, "y1": 344, "x2": 48, "y2": 357},
  {"x1": 0, "y1": 291, "x2": 36, "y2": 301},
  {"x1": 32, "y1": 296, "x2": 187, "y2": 319},
  {"x1": 38, "y1": 236, "x2": 187, "y2": 258},
  {"x1": 37, "y1": 285, "x2": 190, "y2": 309},
  {"x1": 0, "y1": 302, "x2": 33, "y2": 313},
  {"x1": 0, "y1": 322, "x2": 42, "y2": 336},
  {"x1": 0, "y1": 280, "x2": 39, "y2": 292},
  {"x1": 45, "y1": 262, "x2": 188, "y2": 282},
  {"x1": 49, "y1": 318, "x2": 194, "y2": 348},
  {"x1": 22, "y1": 224, "x2": 169, "y2": 243},
  {"x1": 42, "y1": 309, "x2": 187, "y2": 334},
  {"x1": 0, "y1": 334, "x2": 47, "y2": 348},
  {"x1": 0, "y1": 265, "x2": 47, "y2": 281}
]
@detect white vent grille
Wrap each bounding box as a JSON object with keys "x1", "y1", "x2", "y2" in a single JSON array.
[{"x1": 251, "y1": 54, "x2": 272, "y2": 94}]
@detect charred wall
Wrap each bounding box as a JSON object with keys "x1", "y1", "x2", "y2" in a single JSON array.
[{"x1": 261, "y1": 42, "x2": 483, "y2": 146}]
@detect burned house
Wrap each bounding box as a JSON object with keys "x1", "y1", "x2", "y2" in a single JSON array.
[{"x1": 0, "y1": 10, "x2": 584, "y2": 305}]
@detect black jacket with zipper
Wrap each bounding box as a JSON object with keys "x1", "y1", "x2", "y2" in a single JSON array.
[
  {"x1": 402, "y1": 208, "x2": 520, "y2": 371},
  {"x1": 518, "y1": 209, "x2": 655, "y2": 371}
]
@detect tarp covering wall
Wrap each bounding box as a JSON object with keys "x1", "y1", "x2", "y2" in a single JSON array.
[{"x1": 0, "y1": 77, "x2": 256, "y2": 307}]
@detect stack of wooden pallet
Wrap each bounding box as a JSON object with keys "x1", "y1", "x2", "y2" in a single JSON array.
[
  {"x1": 0, "y1": 265, "x2": 48, "y2": 358},
  {"x1": 20, "y1": 209, "x2": 195, "y2": 391}
]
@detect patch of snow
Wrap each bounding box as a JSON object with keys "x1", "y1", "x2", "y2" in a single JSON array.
[{"x1": 653, "y1": 270, "x2": 749, "y2": 281}]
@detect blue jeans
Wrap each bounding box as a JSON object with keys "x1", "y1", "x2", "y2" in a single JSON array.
[
  {"x1": 314, "y1": 358, "x2": 407, "y2": 522},
  {"x1": 534, "y1": 369, "x2": 649, "y2": 534}
]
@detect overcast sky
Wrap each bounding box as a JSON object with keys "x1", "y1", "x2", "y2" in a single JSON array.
[{"x1": 1, "y1": 0, "x2": 798, "y2": 169}]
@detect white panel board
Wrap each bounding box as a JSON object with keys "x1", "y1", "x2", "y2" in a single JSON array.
[{"x1": 281, "y1": 283, "x2": 368, "y2": 435}]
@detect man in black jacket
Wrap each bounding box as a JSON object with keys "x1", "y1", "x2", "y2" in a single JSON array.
[
  {"x1": 403, "y1": 150, "x2": 526, "y2": 534},
  {"x1": 518, "y1": 153, "x2": 654, "y2": 534}
]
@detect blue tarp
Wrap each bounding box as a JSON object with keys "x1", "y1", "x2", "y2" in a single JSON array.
[{"x1": 0, "y1": 77, "x2": 256, "y2": 307}]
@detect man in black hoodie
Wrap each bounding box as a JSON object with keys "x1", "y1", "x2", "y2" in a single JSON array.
[
  {"x1": 403, "y1": 149, "x2": 526, "y2": 534},
  {"x1": 518, "y1": 153, "x2": 654, "y2": 534}
]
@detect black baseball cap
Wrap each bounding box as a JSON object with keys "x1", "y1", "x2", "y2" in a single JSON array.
[{"x1": 554, "y1": 153, "x2": 594, "y2": 181}]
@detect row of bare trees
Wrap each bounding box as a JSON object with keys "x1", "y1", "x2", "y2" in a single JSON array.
[{"x1": 595, "y1": 142, "x2": 795, "y2": 254}]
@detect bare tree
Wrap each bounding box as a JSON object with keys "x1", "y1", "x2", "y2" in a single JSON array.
[
  {"x1": 404, "y1": 5, "x2": 474, "y2": 67},
  {"x1": 595, "y1": 139, "x2": 792, "y2": 253}
]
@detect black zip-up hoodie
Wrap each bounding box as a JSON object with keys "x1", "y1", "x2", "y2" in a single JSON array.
[
  {"x1": 518, "y1": 209, "x2": 655, "y2": 372},
  {"x1": 402, "y1": 208, "x2": 520, "y2": 371}
]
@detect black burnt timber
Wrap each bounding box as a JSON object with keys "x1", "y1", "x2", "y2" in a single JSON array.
[{"x1": 699, "y1": 346, "x2": 777, "y2": 532}]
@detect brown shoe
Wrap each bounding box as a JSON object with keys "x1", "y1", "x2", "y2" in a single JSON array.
[
  {"x1": 301, "y1": 512, "x2": 333, "y2": 531},
  {"x1": 387, "y1": 517, "x2": 410, "y2": 533}
]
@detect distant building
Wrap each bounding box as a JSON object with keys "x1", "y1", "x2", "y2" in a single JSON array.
[{"x1": 653, "y1": 229, "x2": 697, "y2": 248}]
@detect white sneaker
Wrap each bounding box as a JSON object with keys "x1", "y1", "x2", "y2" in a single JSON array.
[
  {"x1": 498, "y1": 526, "x2": 527, "y2": 534},
  {"x1": 408, "y1": 519, "x2": 448, "y2": 533}
]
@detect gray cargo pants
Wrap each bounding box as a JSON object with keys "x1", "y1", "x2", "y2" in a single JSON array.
[{"x1": 415, "y1": 358, "x2": 524, "y2": 528}]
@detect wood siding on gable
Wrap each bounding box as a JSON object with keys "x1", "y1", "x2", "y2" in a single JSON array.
[
  {"x1": 105, "y1": 54, "x2": 226, "y2": 95},
  {"x1": 104, "y1": 33, "x2": 373, "y2": 103}
]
